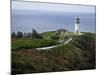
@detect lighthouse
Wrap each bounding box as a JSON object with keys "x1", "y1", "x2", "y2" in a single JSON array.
[{"x1": 75, "y1": 16, "x2": 80, "y2": 35}]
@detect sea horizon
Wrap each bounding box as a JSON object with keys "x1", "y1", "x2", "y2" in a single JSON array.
[
  {"x1": 11, "y1": 1, "x2": 96, "y2": 33},
  {"x1": 11, "y1": 11, "x2": 96, "y2": 33}
]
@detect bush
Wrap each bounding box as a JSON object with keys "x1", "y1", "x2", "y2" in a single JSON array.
[
  {"x1": 51, "y1": 34, "x2": 59, "y2": 40},
  {"x1": 71, "y1": 33, "x2": 96, "y2": 69},
  {"x1": 16, "y1": 31, "x2": 23, "y2": 38}
]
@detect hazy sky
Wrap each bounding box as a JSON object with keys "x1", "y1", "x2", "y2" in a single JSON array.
[
  {"x1": 12, "y1": 1, "x2": 95, "y2": 13},
  {"x1": 11, "y1": 1, "x2": 96, "y2": 33}
]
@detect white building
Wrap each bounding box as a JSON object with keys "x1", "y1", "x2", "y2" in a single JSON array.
[{"x1": 75, "y1": 16, "x2": 80, "y2": 35}]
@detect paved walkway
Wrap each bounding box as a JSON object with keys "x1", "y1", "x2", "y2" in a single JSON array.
[{"x1": 36, "y1": 37, "x2": 72, "y2": 50}]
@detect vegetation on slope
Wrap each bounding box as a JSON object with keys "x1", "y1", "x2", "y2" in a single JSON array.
[
  {"x1": 71, "y1": 33, "x2": 96, "y2": 69},
  {"x1": 42, "y1": 31, "x2": 56, "y2": 39},
  {"x1": 12, "y1": 38, "x2": 58, "y2": 51},
  {"x1": 11, "y1": 32, "x2": 96, "y2": 74}
]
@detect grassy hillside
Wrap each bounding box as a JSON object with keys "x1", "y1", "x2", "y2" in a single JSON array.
[
  {"x1": 12, "y1": 32, "x2": 96, "y2": 74},
  {"x1": 12, "y1": 38, "x2": 58, "y2": 51},
  {"x1": 42, "y1": 31, "x2": 73, "y2": 40},
  {"x1": 42, "y1": 31, "x2": 56, "y2": 39}
]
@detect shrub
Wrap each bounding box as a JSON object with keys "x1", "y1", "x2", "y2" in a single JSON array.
[{"x1": 51, "y1": 34, "x2": 59, "y2": 40}]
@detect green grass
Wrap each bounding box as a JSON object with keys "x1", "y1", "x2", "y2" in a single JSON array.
[
  {"x1": 11, "y1": 32, "x2": 96, "y2": 74},
  {"x1": 42, "y1": 31, "x2": 74, "y2": 40},
  {"x1": 42, "y1": 31, "x2": 55, "y2": 39},
  {"x1": 12, "y1": 38, "x2": 58, "y2": 51}
]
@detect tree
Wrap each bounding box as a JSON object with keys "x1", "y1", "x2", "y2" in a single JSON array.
[
  {"x1": 11, "y1": 32, "x2": 16, "y2": 38},
  {"x1": 16, "y1": 31, "x2": 23, "y2": 38},
  {"x1": 35, "y1": 33, "x2": 43, "y2": 39},
  {"x1": 32, "y1": 28, "x2": 37, "y2": 38},
  {"x1": 32, "y1": 28, "x2": 43, "y2": 39}
]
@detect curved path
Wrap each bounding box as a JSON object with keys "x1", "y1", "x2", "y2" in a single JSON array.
[{"x1": 36, "y1": 37, "x2": 72, "y2": 50}]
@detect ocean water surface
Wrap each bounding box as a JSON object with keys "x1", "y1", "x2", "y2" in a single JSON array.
[{"x1": 11, "y1": 5, "x2": 96, "y2": 33}]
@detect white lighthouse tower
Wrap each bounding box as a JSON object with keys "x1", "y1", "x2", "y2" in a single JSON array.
[{"x1": 75, "y1": 16, "x2": 80, "y2": 35}]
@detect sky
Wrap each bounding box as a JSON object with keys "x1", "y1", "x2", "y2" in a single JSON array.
[
  {"x1": 12, "y1": 1, "x2": 95, "y2": 13},
  {"x1": 11, "y1": 1, "x2": 96, "y2": 33}
]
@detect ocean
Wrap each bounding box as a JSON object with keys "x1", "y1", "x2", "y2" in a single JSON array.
[{"x1": 11, "y1": 10, "x2": 96, "y2": 33}]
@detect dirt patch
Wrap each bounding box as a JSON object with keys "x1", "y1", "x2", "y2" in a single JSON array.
[{"x1": 15, "y1": 49, "x2": 41, "y2": 57}]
